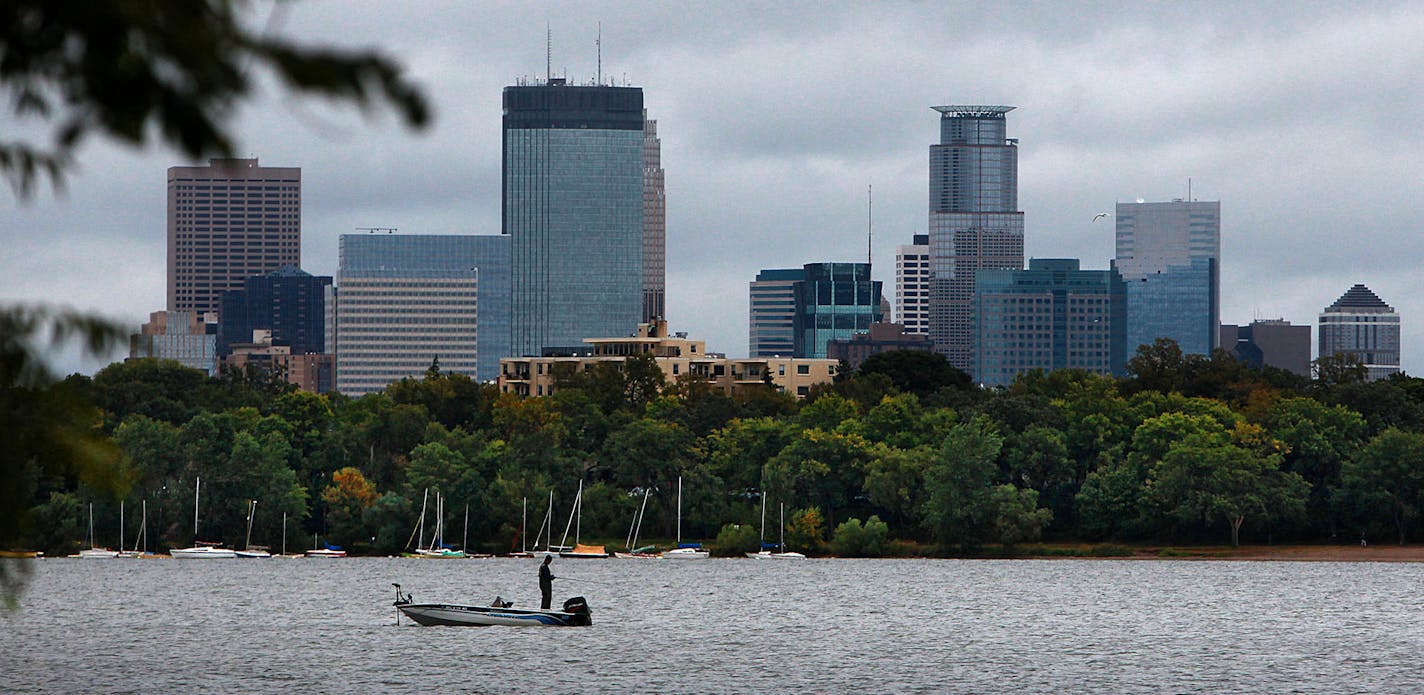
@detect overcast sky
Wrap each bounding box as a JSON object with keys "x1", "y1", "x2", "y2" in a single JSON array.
[{"x1": 6, "y1": 1, "x2": 1424, "y2": 376}]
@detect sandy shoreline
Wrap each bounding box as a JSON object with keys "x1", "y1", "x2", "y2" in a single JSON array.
[{"x1": 1014, "y1": 544, "x2": 1424, "y2": 563}]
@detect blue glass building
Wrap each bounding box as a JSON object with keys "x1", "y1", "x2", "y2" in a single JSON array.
[
  {"x1": 749, "y1": 268, "x2": 803, "y2": 357},
  {"x1": 1115, "y1": 200, "x2": 1220, "y2": 357},
  {"x1": 218, "y1": 266, "x2": 331, "y2": 356},
  {"x1": 504, "y1": 80, "x2": 645, "y2": 356},
  {"x1": 794, "y1": 263, "x2": 884, "y2": 359},
  {"x1": 336, "y1": 234, "x2": 510, "y2": 394},
  {"x1": 975, "y1": 259, "x2": 1126, "y2": 387}
]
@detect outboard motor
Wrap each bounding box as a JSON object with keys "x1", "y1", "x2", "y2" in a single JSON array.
[{"x1": 562, "y1": 596, "x2": 592, "y2": 626}]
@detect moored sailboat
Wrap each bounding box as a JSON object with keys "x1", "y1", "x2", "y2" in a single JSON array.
[
  {"x1": 170, "y1": 477, "x2": 236, "y2": 559},
  {"x1": 235, "y1": 500, "x2": 272, "y2": 558},
  {"x1": 747, "y1": 498, "x2": 805, "y2": 560},
  {"x1": 558, "y1": 480, "x2": 608, "y2": 559},
  {"x1": 662, "y1": 476, "x2": 708, "y2": 559},
  {"x1": 614, "y1": 489, "x2": 658, "y2": 559},
  {"x1": 78, "y1": 503, "x2": 118, "y2": 558}
]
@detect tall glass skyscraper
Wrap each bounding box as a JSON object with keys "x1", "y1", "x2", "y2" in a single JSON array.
[
  {"x1": 504, "y1": 80, "x2": 645, "y2": 356},
  {"x1": 1319, "y1": 284, "x2": 1400, "y2": 381},
  {"x1": 928, "y1": 106, "x2": 1024, "y2": 371},
  {"x1": 1114, "y1": 200, "x2": 1220, "y2": 357},
  {"x1": 749, "y1": 268, "x2": 802, "y2": 357},
  {"x1": 335, "y1": 234, "x2": 510, "y2": 395},
  {"x1": 643, "y1": 114, "x2": 666, "y2": 323}
]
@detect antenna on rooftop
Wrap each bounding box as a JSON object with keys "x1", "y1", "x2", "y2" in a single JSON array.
[
  {"x1": 546, "y1": 22, "x2": 552, "y2": 83},
  {"x1": 597, "y1": 22, "x2": 602, "y2": 85},
  {"x1": 356, "y1": 227, "x2": 398, "y2": 234},
  {"x1": 866, "y1": 184, "x2": 873, "y2": 267}
]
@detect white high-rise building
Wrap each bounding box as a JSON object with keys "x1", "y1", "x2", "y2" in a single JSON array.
[
  {"x1": 895, "y1": 234, "x2": 931, "y2": 335},
  {"x1": 1319, "y1": 284, "x2": 1400, "y2": 382}
]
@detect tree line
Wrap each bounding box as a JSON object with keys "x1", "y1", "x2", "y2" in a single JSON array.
[{"x1": 15, "y1": 339, "x2": 1424, "y2": 557}]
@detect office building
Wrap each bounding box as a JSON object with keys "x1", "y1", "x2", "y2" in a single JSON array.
[
  {"x1": 336, "y1": 234, "x2": 510, "y2": 395},
  {"x1": 504, "y1": 79, "x2": 645, "y2": 357},
  {"x1": 1114, "y1": 199, "x2": 1220, "y2": 357},
  {"x1": 643, "y1": 114, "x2": 666, "y2": 323},
  {"x1": 218, "y1": 265, "x2": 331, "y2": 357},
  {"x1": 500, "y1": 320, "x2": 838, "y2": 400},
  {"x1": 1220, "y1": 320, "x2": 1312, "y2": 377},
  {"x1": 128, "y1": 310, "x2": 218, "y2": 376},
  {"x1": 795, "y1": 262, "x2": 884, "y2": 359},
  {"x1": 1319, "y1": 284, "x2": 1400, "y2": 381},
  {"x1": 167, "y1": 158, "x2": 300, "y2": 318},
  {"x1": 896, "y1": 234, "x2": 931, "y2": 335},
  {"x1": 826, "y1": 322, "x2": 935, "y2": 371},
  {"x1": 928, "y1": 105, "x2": 1025, "y2": 371},
  {"x1": 750, "y1": 268, "x2": 801, "y2": 357},
  {"x1": 974, "y1": 259, "x2": 1126, "y2": 388},
  {"x1": 226, "y1": 329, "x2": 335, "y2": 393}
]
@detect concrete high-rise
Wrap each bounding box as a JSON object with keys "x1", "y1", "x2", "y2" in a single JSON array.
[
  {"x1": 1319, "y1": 284, "x2": 1400, "y2": 381},
  {"x1": 335, "y1": 234, "x2": 510, "y2": 395},
  {"x1": 167, "y1": 158, "x2": 300, "y2": 317},
  {"x1": 895, "y1": 234, "x2": 930, "y2": 335},
  {"x1": 974, "y1": 259, "x2": 1126, "y2": 387},
  {"x1": 643, "y1": 114, "x2": 666, "y2": 323},
  {"x1": 927, "y1": 106, "x2": 1024, "y2": 371},
  {"x1": 1114, "y1": 199, "x2": 1220, "y2": 357},
  {"x1": 504, "y1": 79, "x2": 645, "y2": 357}
]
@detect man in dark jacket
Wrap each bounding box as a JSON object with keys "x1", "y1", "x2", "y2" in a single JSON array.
[{"x1": 539, "y1": 555, "x2": 555, "y2": 609}]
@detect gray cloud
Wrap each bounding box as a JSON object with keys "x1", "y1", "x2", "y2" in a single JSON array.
[{"x1": 4, "y1": 0, "x2": 1422, "y2": 375}]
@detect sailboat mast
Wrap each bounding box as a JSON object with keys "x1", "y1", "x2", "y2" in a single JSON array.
[
  {"x1": 119, "y1": 499, "x2": 124, "y2": 552},
  {"x1": 244, "y1": 500, "x2": 256, "y2": 551},
  {"x1": 634, "y1": 489, "x2": 650, "y2": 549},
  {"x1": 676, "y1": 476, "x2": 683, "y2": 544},
  {"x1": 521, "y1": 497, "x2": 528, "y2": 553},
  {"x1": 281, "y1": 511, "x2": 287, "y2": 556},
  {"x1": 780, "y1": 502, "x2": 785, "y2": 552},
  {"x1": 759, "y1": 492, "x2": 767, "y2": 547},
  {"x1": 140, "y1": 499, "x2": 148, "y2": 553},
  {"x1": 417, "y1": 488, "x2": 428, "y2": 550},
  {"x1": 559, "y1": 481, "x2": 581, "y2": 550},
  {"x1": 194, "y1": 476, "x2": 201, "y2": 539},
  {"x1": 88, "y1": 503, "x2": 95, "y2": 549},
  {"x1": 463, "y1": 504, "x2": 469, "y2": 552}
]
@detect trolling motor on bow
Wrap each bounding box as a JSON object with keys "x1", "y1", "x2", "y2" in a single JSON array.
[{"x1": 392, "y1": 583, "x2": 412, "y2": 605}]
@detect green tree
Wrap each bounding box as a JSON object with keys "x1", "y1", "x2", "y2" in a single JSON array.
[
  {"x1": 785, "y1": 507, "x2": 825, "y2": 554},
  {"x1": 704, "y1": 417, "x2": 796, "y2": 494},
  {"x1": 832, "y1": 515, "x2": 890, "y2": 557},
  {"x1": 713, "y1": 523, "x2": 759, "y2": 557},
  {"x1": 320, "y1": 467, "x2": 378, "y2": 550},
  {"x1": 1260, "y1": 397, "x2": 1367, "y2": 538},
  {"x1": 862, "y1": 444, "x2": 934, "y2": 533},
  {"x1": 922, "y1": 417, "x2": 1007, "y2": 548},
  {"x1": 1145, "y1": 434, "x2": 1307, "y2": 546},
  {"x1": 856, "y1": 350, "x2": 972, "y2": 399},
  {"x1": 1339, "y1": 428, "x2": 1424, "y2": 544}
]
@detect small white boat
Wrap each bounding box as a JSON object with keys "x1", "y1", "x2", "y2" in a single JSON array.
[
  {"x1": 305, "y1": 547, "x2": 347, "y2": 558},
  {"x1": 662, "y1": 477, "x2": 709, "y2": 559},
  {"x1": 171, "y1": 544, "x2": 238, "y2": 559},
  {"x1": 78, "y1": 504, "x2": 118, "y2": 558},
  {"x1": 392, "y1": 585, "x2": 591, "y2": 627},
  {"x1": 170, "y1": 478, "x2": 236, "y2": 559},
  {"x1": 236, "y1": 500, "x2": 272, "y2": 558},
  {"x1": 745, "y1": 499, "x2": 805, "y2": 560}
]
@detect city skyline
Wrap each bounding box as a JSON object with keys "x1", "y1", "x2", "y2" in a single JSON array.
[{"x1": 5, "y1": 3, "x2": 1424, "y2": 375}]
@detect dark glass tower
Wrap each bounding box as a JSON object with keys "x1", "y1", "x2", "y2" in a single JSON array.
[
  {"x1": 927, "y1": 106, "x2": 1024, "y2": 373},
  {"x1": 504, "y1": 80, "x2": 645, "y2": 356},
  {"x1": 794, "y1": 263, "x2": 884, "y2": 359},
  {"x1": 218, "y1": 265, "x2": 330, "y2": 357}
]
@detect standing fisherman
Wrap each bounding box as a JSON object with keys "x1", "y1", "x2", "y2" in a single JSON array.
[{"x1": 539, "y1": 555, "x2": 556, "y2": 609}]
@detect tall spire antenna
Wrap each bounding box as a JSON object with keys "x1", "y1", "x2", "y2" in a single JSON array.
[
  {"x1": 867, "y1": 184, "x2": 873, "y2": 266},
  {"x1": 597, "y1": 22, "x2": 602, "y2": 85},
  {"x1": 545, "y1": 22, "x2": 552, "y2": 83}
]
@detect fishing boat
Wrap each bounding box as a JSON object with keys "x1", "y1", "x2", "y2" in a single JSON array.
[
  {"x1": 662, "y1": 476, "x2": 709, "y2": 559},
  {"x1": 557, "y1": 481, "x2": 608, "y2": 559},
  {"x1": 392, "y1": 584, "x2": 591, "y2": 627},
  {"x1": 78, "y1": 503, "x2": 118, "y2": 558},
  {"x1": 170, "y1": 477, "x2": 237, "y2": 559},
  {"x1": 235, "y1": 500, "x2": 272, "y2": 558},
  {"x1": 614, "y1": 489, "x2": 659, "y2": 559},
  {"x1": 747, "y1": 498, "x2": 805, "y2": 559}
]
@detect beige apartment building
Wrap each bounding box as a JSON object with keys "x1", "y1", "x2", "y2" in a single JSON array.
[{"x1": 499, "y1": 321, "x2": 838, "y2": 399}]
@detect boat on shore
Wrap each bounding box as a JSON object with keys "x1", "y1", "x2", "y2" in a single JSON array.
[
  {"x1": 556, "y1": 481, "x2": 609, "y2": 559},
  {"x1": 615, "y1": 489, "x2": 660, "y2": 559},
  {"x1": 306, "y1": 534, "x2": 346, "y2": 558},
  {"x1": 392, "y1": 584, "x2": 591, "y2": 627},
  {"x1": 236, "y1": 500, "x2": 272, "y2": 558},
  {"x1": 78, "y1": 503, "x2": 118, "y2": 558}
]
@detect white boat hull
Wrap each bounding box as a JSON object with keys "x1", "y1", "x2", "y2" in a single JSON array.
[
  {"x1": 747, "y1": 550, "x2": 806, "y2": 559},
  {"x1": 305, "y1": 548, "x2": 347, "y2": 558},
  {"x1": 397, "y1": 601, "x2": 591, "y2": 627},
  {"x1": 662, "y1": 547, "x2": 710, "y2": 559},
  {"x1": 78, "y1": 548, "x2": 119, "y2": 559},
  {"x1": 170, "y1": 546, "x2": 237, "y2": 559},
  {"x1": 235, "y1": 549, "x2": 272, "y2": 558}
]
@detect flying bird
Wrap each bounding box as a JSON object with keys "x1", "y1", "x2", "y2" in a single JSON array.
[{"x1": 1092, "y1": 212, "x2": 1111, "y2": 222}]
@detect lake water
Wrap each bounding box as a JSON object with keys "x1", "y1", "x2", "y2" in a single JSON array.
[{"x1": 3, "y1": 557, "x2": 1422, "y2": 693}]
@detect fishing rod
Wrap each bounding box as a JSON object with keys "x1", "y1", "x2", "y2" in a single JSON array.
[{"x1": 556, "y1": 576, "x2": 613, "y2": 586}]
